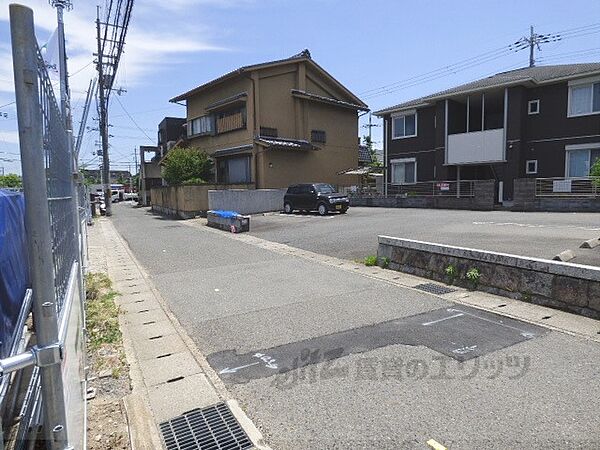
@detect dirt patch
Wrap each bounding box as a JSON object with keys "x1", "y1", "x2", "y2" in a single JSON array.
[{"x1": 85, "y1": 273, "x2": 132, "y2": 450}]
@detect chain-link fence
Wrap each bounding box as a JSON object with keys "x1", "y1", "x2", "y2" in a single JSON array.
[{"x1": 0, "y1": 5, "x2": 88, "y2": 449}]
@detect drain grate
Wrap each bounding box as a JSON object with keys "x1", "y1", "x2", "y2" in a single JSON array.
[
  {"x1": 159, "y1": 402, "x2": 253, "y2": 450},
  {"x1": 414, "y1": 282, "x2": 456, "y2": 295}
]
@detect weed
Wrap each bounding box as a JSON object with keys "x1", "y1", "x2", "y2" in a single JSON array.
[
  {"x1": 466, "y1": 267, "x2": 481, "y2": 290},
  {"x1": 445, "y1": 264, "x2": 458, "y2": 284},
  {"x1": 380, "y1": 257, "x2": 390, "y2": 269},
  {"x1": 364, "y1": 255, "x2": 378, "y2": 266},
  {"x1": 85, "y1": 273, "x2": 122, "y2": 350}
]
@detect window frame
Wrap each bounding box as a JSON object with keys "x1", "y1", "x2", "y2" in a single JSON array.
[
  {"x1": 527, "y1": 99, "x2": 540, "y2": 115},
  {"x1": 391, "y1": 111, "x2": 418, "y2": 140},
  {"x1": 188, "y1": 114, "x2": 214, "y2": 137},
  {"x1": 525, "y1": 159, "x2": 538, "y2": 175},
  {"x1": 390, "y1": 157, "x2": 417, "y2": 185},
  {"x1": 564, "y1": 143, "x2": 600, "y2": 178},
  {"x1": 567, "y1": 76, "x2": 600, "y2": 118}
]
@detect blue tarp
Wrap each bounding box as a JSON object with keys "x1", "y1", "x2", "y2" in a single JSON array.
[
  {"x1": 0, "y1": 190, "x2": 29, "y2": 358},
  {"x1": 209, "y1": 210, "x2": 240, "y2": 218}
]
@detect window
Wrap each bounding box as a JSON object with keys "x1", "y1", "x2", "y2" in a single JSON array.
[
  {"x1": 217, "y1": 155, "x2": 251, "y2": 184},
  {"x1": 311, "y1": 130, "x2": 326, "y2": 143},
  {"x1": 390, "y1": 158, "x2": 416, "y2": 184},
  {"x1": 568, "y1": 80, "x2": 600, "y2": 116},
  {"x1": 216, "y1": 107, "x2": 246, "y2": 134},
  {"x1": 565, "y1": 146, "x2": 600, "y2": 177},
  {"x1": 260, "y1": 126, "x2": 278, "y2": 138},
  {"x1": 528, "y1": 100, "x2": 540, "y2": 115},
  {"x1": 392, "y1": 112, "x2": 417, "y2": 139},
  {"x1": 526, "y1": 160, "x2": 538, "y2": 174},
  {"x1": 188, "y1": 115, "x2": 214, "y2": 136}
]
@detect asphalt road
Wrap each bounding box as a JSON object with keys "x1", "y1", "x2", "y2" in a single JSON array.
[
  {"x1": 111, "y1": 204, "x2": 600, "y2": 449},
  {"x1": 248, "y1": 207, "x2": 600, "y2": 265}
]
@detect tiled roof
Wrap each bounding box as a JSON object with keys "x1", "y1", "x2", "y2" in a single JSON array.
[
  {"x1": 291, "y1": 89, "x2": 369, "y2": 111},
  {"x1": 255, "y1": 136, "x2": 318, "y2": 150},
  {"x1": 375, "y1": 63, "x2": 600, "y2": 115}
]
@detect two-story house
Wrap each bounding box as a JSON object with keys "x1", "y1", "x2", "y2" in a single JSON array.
[
  {"x1": 169, "y1": 50, "x2": 368, "y2": 189},
  {"x1": 375, "y1": 63, "x2": 600, "y2": 202}
]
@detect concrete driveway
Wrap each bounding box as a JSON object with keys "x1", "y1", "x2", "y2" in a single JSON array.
[
  {"x1": 111, "y1": 204, "x2": 600, "y2": 449},
  {"x1": 248, "y1": 207, "x2": 600, "y2": 265}
]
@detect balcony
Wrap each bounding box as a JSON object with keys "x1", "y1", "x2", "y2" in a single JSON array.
[{"x1": 447, "y1": 128, "x2": 504, "y2": 165}]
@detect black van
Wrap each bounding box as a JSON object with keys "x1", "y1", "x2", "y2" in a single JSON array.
[{"x1": 283, "y1": 183, "x2": 349, "y2": 216}]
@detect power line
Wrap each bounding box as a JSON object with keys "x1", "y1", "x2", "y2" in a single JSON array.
[{"x1": 113, "y1": 95, "x2": 155, "y2": 143}]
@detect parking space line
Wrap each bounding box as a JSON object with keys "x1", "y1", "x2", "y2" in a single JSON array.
[
  {"x1": 422, "y1": 312, "x2": 464, "y2": 326},
  {"x1": 427, "y1": 438, "x2": 447, "y2": 450}
]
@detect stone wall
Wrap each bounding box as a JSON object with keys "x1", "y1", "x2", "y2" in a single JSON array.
[
  {"x1": 351, "y1": 180, "x2": 495, "y2": 210},
  {"x1": 378, "y1": 236, "x2": 600, "y2": 319},
  {"x1": 208, "y1": 189, "x2": 286, "y2": 215},
  {"x1": 513, "y1": 178, "x2": 600, "y2": 212}
]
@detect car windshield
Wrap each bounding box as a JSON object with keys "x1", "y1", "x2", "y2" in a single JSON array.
[{"x1": 314, "y1": 183, "x2": 335, "y2": 194}]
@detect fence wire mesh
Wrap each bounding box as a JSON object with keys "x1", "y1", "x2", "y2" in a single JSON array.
[{"x1": 36, "y1": 46, "x2": 77, "y2": 312}]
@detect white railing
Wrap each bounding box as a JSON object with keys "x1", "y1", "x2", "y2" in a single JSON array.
[{"x1": 535, "y1": 177, "x2": 600, "y2": 197}]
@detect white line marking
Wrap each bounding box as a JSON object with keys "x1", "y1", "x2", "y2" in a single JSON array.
[
  {"x1": 422, "y1": 313, "x2": 464, "y2": 326},
  {"x1": 219, "y1": 361, "x2": 260, "y2": 374},
  {"x1": 447, "y1": 308, "x2": 535, "y2": 335}
]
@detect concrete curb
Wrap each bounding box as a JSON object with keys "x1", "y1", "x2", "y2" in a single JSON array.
[{"x1": 92, "y1": 218, "x2": 272, "y2": 450}]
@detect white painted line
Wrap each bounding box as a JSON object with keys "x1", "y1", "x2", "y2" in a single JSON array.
[
  {"x1": 447, "y1": 308, "x2": 533, "y2": 335},
  {"x1": 422, "y1": 313, "x2": 464, "y2": 326},
  {"x1": 219, "y1": 361, "x2": 260, "y2": 374},
  {"x1": 427, "y1": 439, "x2": 447, "y2": 450}
]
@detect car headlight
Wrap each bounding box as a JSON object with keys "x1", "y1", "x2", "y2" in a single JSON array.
[{"x1": 329, "y1": 198, "x2": 335, "y2": 203}]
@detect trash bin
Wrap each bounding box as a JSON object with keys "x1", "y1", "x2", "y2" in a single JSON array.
[{"x1": 206, "y1": 210, "x2": 250, "y2": 233}]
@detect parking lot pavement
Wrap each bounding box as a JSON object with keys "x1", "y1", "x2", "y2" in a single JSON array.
[
  {"x1": 111, "y1": 204, "x2": 600, "y2": 449},
  {"x1": 248, "y1": 207, "x2": 600, "y2": 265}
]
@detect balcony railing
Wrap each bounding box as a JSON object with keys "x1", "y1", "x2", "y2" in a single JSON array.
[
  {"x1": 447, "y1": 128, "x2": 504, "y2": 165},
  {"x1": 535, "y1": 177, "x2": 600, "y2": 197}
]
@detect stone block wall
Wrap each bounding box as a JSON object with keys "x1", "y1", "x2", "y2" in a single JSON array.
[
  {"x1": 378, "y1": 236, "x2": 600, "y2": 319},
  {"x1": 513, "y1": 178, "x2": 600, "y2": 212}
]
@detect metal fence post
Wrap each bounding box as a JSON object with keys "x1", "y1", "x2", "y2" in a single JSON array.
[{"x1": 10, "y1": 5, "x2": 69, "y2": 449}]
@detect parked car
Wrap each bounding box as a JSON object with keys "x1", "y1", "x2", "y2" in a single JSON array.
[
  {"x1": 283, "y1": 183, "x2": 349, "y2": 216},
  {"x1": 123, "y1": 191, "x2": 138, "y2": 201}
]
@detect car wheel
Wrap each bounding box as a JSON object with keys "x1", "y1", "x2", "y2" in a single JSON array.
[
  {"x1": 283, "y1": 202, "x2": 293, "y2": 214},
  {"x1": 318, "y1": 203, "x2": 328, "y2": 216}
]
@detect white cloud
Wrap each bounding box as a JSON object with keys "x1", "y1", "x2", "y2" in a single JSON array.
[{"x1": 0, "y1": 0, "x2": 232, "y2": 97}]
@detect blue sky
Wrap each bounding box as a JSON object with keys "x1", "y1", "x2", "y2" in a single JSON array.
[{"x1": 1, "y1": 0, "x2": 599, "y2": 175}]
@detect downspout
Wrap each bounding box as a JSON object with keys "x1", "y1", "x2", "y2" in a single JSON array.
[
  {"x1": 383, "y1": 117, "x2": 388, "y2": 196},
  {"x1": 247, "y1": 73, "x2": 259, "y2": 188}
]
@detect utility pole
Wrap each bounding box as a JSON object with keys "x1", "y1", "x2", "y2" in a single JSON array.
[
  {"x1": 133, "y1": 147, "x2": 138, "y2": 192},
  {"x1": 510, "y1": 26, "x2": 561, "y2": 67},
  {"x1": 94, "y1": 0, "x2": 134, "y2": 215},
  {"x1": 362, "y1": 112, "x2": 381, "y2": 143},
  {"x1": 96, "y1": 6, "x2": 111, "y2": 215}
]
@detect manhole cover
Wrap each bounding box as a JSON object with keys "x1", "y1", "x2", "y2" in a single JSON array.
[
  {"x1": 414, "y1": 282, "x2": 456, "y2": 295},
  {"x1": 159, "y1": 403, "x2": 253, "y2": 450}
]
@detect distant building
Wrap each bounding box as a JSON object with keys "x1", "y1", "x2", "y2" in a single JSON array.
[
  {"x1": 169, "y1": 49, "x2": 368, "y2": 188},
  {"x1": 82, "y1": 169, "x2": 131, "y2": 184},
  {"x1": 375, "y1": 63, "x2": 600, "y2": 203}
]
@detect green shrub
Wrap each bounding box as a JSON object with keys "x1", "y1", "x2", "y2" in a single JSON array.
[
  {"x1": 591, "y1": 159, "x2": 600, "y2": 188},
  {"x1": 364, "y1": 255, "x2": 378, "y2": 266},
  {"x1": 380, "y1": 257, "x2": 390, "y2": 269},
  {"x1": 162, "y1": 147, "x2": 213, "y2": 186}
]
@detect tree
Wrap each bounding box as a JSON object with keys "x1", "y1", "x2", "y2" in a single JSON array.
[
  {"x1": 0, "y1": 173, "x2": 22, "y2": 189},
  {"x1": 162, "y1": 147, "x2": 213, "y2": 186},
  {"x1": 362, "y1": 135, "x2": 382, "y2": 167}
]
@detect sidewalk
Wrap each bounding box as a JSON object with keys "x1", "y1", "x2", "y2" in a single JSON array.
[{"x1": 88, "y1": 217, "x2": 270, "y2": 449}]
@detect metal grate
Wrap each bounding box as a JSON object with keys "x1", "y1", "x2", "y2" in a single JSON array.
[
  {"x1": 414, "y1": 282, "x2": 456, "y2": 295},
  {"x1": 159, "y1": 402, "x2": 254, "y2": 450}
]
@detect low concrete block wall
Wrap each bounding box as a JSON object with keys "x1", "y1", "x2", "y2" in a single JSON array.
[
  {"x1": 150, "y1": 184, "x2": 253, "y2": 219},
  {"x1": 350, "y1": 180, "x2": 495, "y2": 210},
  {"x1": 208, "y1": 189, "x2": 286, "y2": 215},
  {"x1": 513, "y1": 178, "x2": 600, "y2": 212},
  {"x1": 377, "y1": 235, "x2": 600, "y2": 319}
]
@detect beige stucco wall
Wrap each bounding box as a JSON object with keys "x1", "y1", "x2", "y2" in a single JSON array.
[
  {"x1": 181, "y1": 59, "x2": 362, "y2": 190},
  {"x1": 186, "y1": 77, "x2": 254, "y2": 155},
  {"x1": 150, "y1": 183, "x2": 254, "y2": 214}
]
